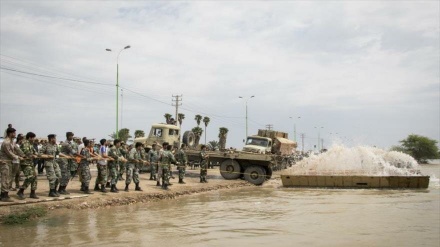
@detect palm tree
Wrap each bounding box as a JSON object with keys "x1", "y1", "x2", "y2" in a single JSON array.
[
  {"x1": 134, "y1": 130, "x2": 145, "y2": 138},
  {"x1": 218, "y1": 127, "x2": 229, "y2": 150},
  {"x1": 194, "y1": 114, "x2": 202, "y2": 126},
  {"x1": 164, "y1": 113, "x2": 172, "y2": 124},
  {"x1": 192, "y1": 126, "x2": 204, "y2": 146},
  {"x1": 207, "y1": 140, "x2": 220, "y2": 151},
  {"x1": 178, "y1": 113, "x2": 185, "y2": 126},
  {"x1": 203, "y1": 116, "x2": 210, "y2": 144}
]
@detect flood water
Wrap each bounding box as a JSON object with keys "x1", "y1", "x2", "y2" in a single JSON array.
[{"x1": 0, "y1": 164, "x2": 439, "y2": 247}]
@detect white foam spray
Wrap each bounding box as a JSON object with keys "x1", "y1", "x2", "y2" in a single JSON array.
[{"x1": 289, "y1": 144, "x2": 421, "y2": 176}]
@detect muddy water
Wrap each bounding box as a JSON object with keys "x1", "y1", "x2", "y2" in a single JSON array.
[{"x1": 0, "y1": 165, "x2": 439, "y2": 247}]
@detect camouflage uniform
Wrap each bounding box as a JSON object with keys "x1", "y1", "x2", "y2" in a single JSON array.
[
  {"x1": 0, "y1": 138, "x2": 20, "y2": 194},
  {"x1": 156, "y1": 150, "x2": 164, "y2": 185},
  {"x1": 118, "y1": 147, "x2": 127, "y2": 180},
  {"x1": 108, "y1": 146, "x2": 123, "y2": 187},
  {"x1": 95, "y1": 146, "x2": 108, "y2": 189},
  {"x1": 175, "y1": 149, "x2": 188, "y2": 182},
  {"x1": 160, "y1": 150, "x2": 176, "y2": 189},
  {"x1": 19, "y1": 140, "x2": 38, "y2": 191},
  {"x1": 149, "y1": 149, "x2": 159, "y2": 180},
  {"x1": 10, "y1": 145, "x2": 24, "y2": 189},
  {"x1": 40, "y1": 143, "x2": 62, "y2": 190},
  {"x1": 200, "y1": 150, "x2": 208, "y2": 182},
  {"x1": 79, "y1": 148, "x2": 92, "y2": 188},
  {"x1": 59, "y1": 140, "x2": 76, "y2": 187},
  {"x1": 126, "y1": 148, "x2": 140, "y2": 185},
  {"x1": 70, "y1": 142, "x2": 79, "y2": 177}
]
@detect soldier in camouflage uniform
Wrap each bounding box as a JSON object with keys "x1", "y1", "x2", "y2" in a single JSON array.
[
  {"x1": 79, "y1": 139, "x2": 93, "y2": 194},
  {"x1": 10, "y1": 134, "x2": 25, "y2": 191},
  {"x1": 0, "y1": 128, "x2": 22, "y2": 202},
  {"x1": 200, "y1": 145, "x2": 209, "y2": 183},
  {"x1": 71, "y1": 138, "x2": 81, "y2": 177},
  {"x1": 108, "y1": 139, "x2": 124, "y2": 193},
  {"x1": 17, "y1": 132, "x2": 39, "y2": 199},
  {"x1": 118, "y1": 142, "x2": 128, "y2": 181},
  {"x1": 125, "y1": 142, "x2": 143, "y2": 192},
  {"x1": 175, "y1": 143, "x2": 188, "y2": 184},
  {"x1": 160, "y1": 145, "x2": 176, "y2": 190},
  {"x1": 94, "y1": 139, "x2": 109, "y2": 193},
  {"x1": 156, "y1": 142, "x2": 168, "y2": 186},
  {"x1": 39, "y1": 134, "x2": 62, "y2": 197},
  {"x1": 58, "y1": 132, "x2": 76, "y2": 195},
  {"x1": 148, "y1": 143, "x2": 158, "y2": 180}
]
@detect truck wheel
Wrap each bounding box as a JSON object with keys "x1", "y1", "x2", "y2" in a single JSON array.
[
  {"x1": 220, "y1": 159, "x2": 241, "y2": 180},
  {"x1": 244, "y1": 166, "x2": 266, "y2": 185},
  {"x1": 182, "y1": 131, "x2": 196, "y2": 148},
  {"x1": 265, "y1": 167, "x2": 273, "y2": 180}
]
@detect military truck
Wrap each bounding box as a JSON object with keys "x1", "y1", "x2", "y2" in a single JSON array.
[{"x1": 135, "y1": 124, "x2": 296, "y2": 186}]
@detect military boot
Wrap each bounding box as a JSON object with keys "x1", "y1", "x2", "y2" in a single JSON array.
[
  {"x1": 124, "y1": 184, "x2": 129, "y2": 192},
  {"x1": 59, "y1": 186, "x2": 70, "y2": 195},
  {"x1": 1, "y1": 192, "x2": 13, "y2": 202},
  {"x1": 84, "y1": 186, "x2": 93, "y2": 194},
  {"x1": 110, "y1": 185, "x2": 118, "y2": 193},
  {"x1": 106, "y1": 182, "x2": 111, "y2": 188},
  {"x1": 30, "y1": 190, "x2": 39, "y2": 199},
  {"x1": 17, "y1": 188, "x2": 25, "y2": 200},
  {"x1": 179, "y1": 179, "x2": 186, "y2": 184},
  {"x1": 54, "y1": 187, "x2": 60, "y2": 197},
  {"x1": 156, "y1": 181, "x2": 161, "y2": 186},
  {"x1": 200, "y1": 178, "x2": 203, "y2": 183},
  {"x1": 80, "y1": 183, "x2": 85, "y2": 192},
  {"x1": 135, "y1": 183, "x2": 143, "y2": 191},
  {"x1": 114, "y1": 184, "x2": 119, "y2": 192},
  {"x1": 94, "y1": 184, "x2": 100, "y2": 191},
  {"x1": 101, "y1": 185, "x2": 108, "y2": 193},
  {"x1": 162, "y1": 183, "x2": 168, "y2": 190},
  {"x1": 48, "y1": 189, "x2": 58, "y2": 197}
]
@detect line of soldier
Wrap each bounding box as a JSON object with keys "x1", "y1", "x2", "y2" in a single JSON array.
[{"x1": 0, "y1": 128, "x2": 210, "y2": 202}]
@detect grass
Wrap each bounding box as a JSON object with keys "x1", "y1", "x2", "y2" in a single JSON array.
[{"x1": 1, "y1": 206, "x2": 47, "y2": 225}]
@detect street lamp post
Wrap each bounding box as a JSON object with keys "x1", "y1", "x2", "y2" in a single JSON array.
[
  {"x1": 314, "y1": 126, "x2": 324, "y2": 151},
  {"x1": 106, "y1": 45, "x2": 131, "y2": 138},
  {"x1": 239, "y1": 95, "x2": 255, "y2": 140},
  {"x1": 289, "y1": 116, "x2": 301, "y2": 142}
]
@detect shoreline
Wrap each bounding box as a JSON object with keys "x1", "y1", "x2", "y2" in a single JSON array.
[{"x1": 0, "y1": 168, "x2": 254, "y2": 219}]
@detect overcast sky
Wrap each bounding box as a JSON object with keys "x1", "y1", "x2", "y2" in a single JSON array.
[{"x1": 0, "y1": 1, "x2": 439, "y2": 150}]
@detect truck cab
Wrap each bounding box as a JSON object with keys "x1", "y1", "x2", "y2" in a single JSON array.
[
  {"x1": 242, "y1": 136, "x2": 273, "y2": 154},
  {"x1": 134, "y1": 123, "x2": 181, "y2": 147}
]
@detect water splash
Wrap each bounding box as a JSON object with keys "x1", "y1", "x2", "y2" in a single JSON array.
[
  {"x1": 429, "y1": 174, "x2": 440, "y2": 188},
  {"x1": 289, "y1": 145, "x2": 421, "y2": 176}
]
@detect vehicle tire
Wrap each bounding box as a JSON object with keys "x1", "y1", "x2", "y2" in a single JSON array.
[
  {"x1": 265, "y1": 167, "x2": 273, "y2": 180},
  {"x1": 244, "y1": 166, "x2": 266, "y2": 185},
  {"x1": 182, "y1": 131, "x2": 196, "y2": 148},
  {"x1": 220, "y1": 159, "x2": 241, "y2": 180}
]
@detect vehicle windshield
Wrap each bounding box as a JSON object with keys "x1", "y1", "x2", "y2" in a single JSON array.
[{"x1": 245, "y1": 138, "x2": 268, "y2": 147}]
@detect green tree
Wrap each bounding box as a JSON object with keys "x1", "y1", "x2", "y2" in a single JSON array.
[
  {"x1": 178, "y1": 113, "x2": 185, "y2": 126},
  {"x1": 389, "y1": 145, "x2": 407, "y2": 153},
  {"x1": 218, "y1": 127, "x2": 229, "y2": 150},
  {"x1": 134, "y1": 130, "x2": 145, "y2": 138},
  {"x1": 194, "y1": 114, "x2": 202, "y2": 126},
  {"x1": 207, "y1": 140, "x2": 220, "y2": 150},
  {"x1": 399, "y1": 134, "x2": 439, "y2": 163},
  {"x1": 109, "y1": 128, "x2": 132, "y2": 142},
  {"x1": 203, "y1": 116, "x2": 210, "y2": 144},
  {"x1": 192, "y1": 126, "x2": 203, "y2": 146},
  {"x1": 164, "y1": 113, "x2": 172, "y2": 124}
]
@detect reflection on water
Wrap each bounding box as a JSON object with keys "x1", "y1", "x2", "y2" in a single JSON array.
[{"x1": 0, "y1": 165, "x2": 438, "y2": 247}]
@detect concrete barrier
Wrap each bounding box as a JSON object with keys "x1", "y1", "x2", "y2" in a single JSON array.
[{"x1": 280, "y1": 175, "x2": 430, "y2": 189}]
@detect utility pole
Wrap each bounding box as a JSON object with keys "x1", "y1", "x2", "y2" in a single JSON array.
[
  {"x1": 265, "y1": 124, "x2": 273, "y2": 130},
  {"x1": 300, "y1": 133, "x2": 305, "y2": 154},
  {"x1": 121, "y1": 89, "x2": 123, "y2": 130},
  {"x1": 321, "y1": 138, "x2": 324, "y2": 150},
  {"x1": 239, "y1": 96, "x2": 255, "y2": 139},
  {"x1": 172, "y1": 95, "x2": 182, "y2": 126}
]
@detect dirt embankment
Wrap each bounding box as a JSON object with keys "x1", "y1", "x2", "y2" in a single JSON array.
[{"x1": 0, "y1": 168, "x2": 253, "y2": 218}]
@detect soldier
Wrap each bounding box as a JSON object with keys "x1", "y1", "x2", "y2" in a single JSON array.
[
  {"x1": 10, "y1": 134, "x2": 25, "y2": 191},
  {"x1": 39, "y1": 134, "x2": 63, "y2": 197},
  {"x1": 200, "y1": 145, "x2": 209, "y2": 183},
  {"x1": 108, "y1": 139, "x2": 125, "y2": 193},
  {"x1": 148, "y1": 143, "x2": 158, "y2": 180},
  {"x1": 156, "y1": 142, "x2": 168, "y2": 186},
  {"x1": 0, "y1": 128, "x2": 22, "y2": 202},
  {"x1": 94, "y1": 139, "x2": 109, "y2": 193},
  {"x1": 79, "y1": 139, "x2": 93, "y2": 194},
  {"x1": 70, "y1": 137, "x2": 81, "y2": 177},
  {"x1": 160, "y1": 145, "x2": 176, "y2": 190},
  {"x1": 118, "y1": 142, "x2": 127, "y2": 181},
  {"x1": 175, "y1": 143, "x2": 188, "y2": 184},
  {"x1": 17, "y1": 132, "x2": 39, "y2": 199},
  {"x1": 58, "y1": 132, "x2": 76, "y2": 195},
  {"x1": 125, "y1": 142, "x2": 144, "y2": 192}
]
